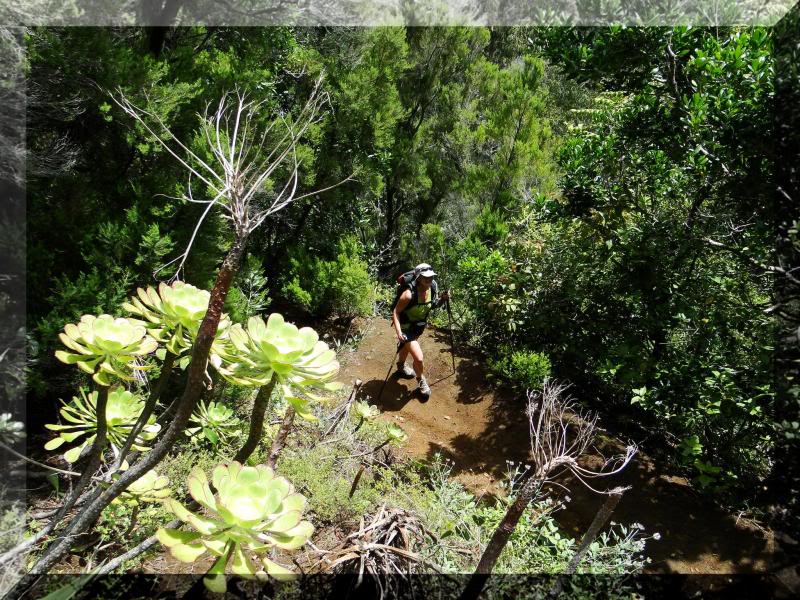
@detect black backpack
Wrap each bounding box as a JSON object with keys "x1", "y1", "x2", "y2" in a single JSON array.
[{"x1": 389, "y1": 270, "x2": 438, "y2": 319}]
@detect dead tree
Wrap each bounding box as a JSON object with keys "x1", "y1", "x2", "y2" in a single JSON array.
[{"x1": 459, "y1": 380, "x2": 637, "y2": 600}]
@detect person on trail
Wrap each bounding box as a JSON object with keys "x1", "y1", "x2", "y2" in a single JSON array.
[{"x1": 392, "y1": 263, "x2": 450, "y2": 399}]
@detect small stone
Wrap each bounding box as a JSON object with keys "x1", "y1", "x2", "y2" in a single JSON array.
[{"x1": 443, "y1": 415, "x2": 451, "y2": 420}]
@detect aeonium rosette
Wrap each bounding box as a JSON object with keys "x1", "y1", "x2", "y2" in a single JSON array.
[
  {"x1": 123, "y1": 281, "x2": 231, "y2": 366},
  {"x1": 211, "y1": 313, "x2": 341, "y2": 421},
  {"x1": 386, "y1": 422, "x2": 409, "y2": 444},
  {"x1": 156, "y1": 461, "x2": 313, "y2": 593},
  {"x1": 55, "y1": 314, "x2": 158, "y2": 386},
  {"x1": 44, "y1": 387, "x2": 161, "y2": 463},
  {"x1": 186, "y1": 400, "x2": 242, "y2": 446},
  {"x1": 353, "y1": 401, "x2": 379, "y2": 422},
  {"x1": 110, "y1": 468, "x2": 171, "y2": 506}
]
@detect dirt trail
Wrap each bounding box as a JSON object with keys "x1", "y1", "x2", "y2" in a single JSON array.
[{"x1": 339, "y1": 318, "x2": 780, "y2": 575}]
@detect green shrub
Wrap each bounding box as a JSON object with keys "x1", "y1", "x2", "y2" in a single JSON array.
[
  {"x1": 0, "y1": 504, "x2": 24, "y2": 595},
  {"x1": 224, "y1": 255, "x2": 271, "y2": 322},
  {"x1": 327, "y1": 236, "x2": 374, "y2": 318},
  {"x1": 450, "y1": 241, "x2": 516, "y2": 344},
  {"x1": 283, "y1": 276, "x2": 314, "y2": 311},
  {"x1": 382, "y1": 454, "x2": 655, "y2": 579},
  {"x1": 276, "y1": 442, "x2": 382, "y2": 526},
  {"x1": 399, "y1": 222, "x2": 446, "y2": 268},
  {"x1": 489, "y1": 347, "x2": 551, "y2": 391},
  {"x1": 282, "y1": 236, "x2": 374, "y2": 318},
  {"x1": 96, "y1": 500, "x2": 173, "y2": 549},
  {"x1": 158, "y1": 445, "x2": 222, "y2": 494},
  {"x1": 472, "y1": 206, "x2": 510, "y2": 245}
]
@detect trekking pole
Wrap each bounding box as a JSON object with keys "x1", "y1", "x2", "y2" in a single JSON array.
[
  {"x1": 445, "y1": 294, "x2": 456, "y2": 375},
  {"x1": 439, "y1": 246, "x2": 457, "y2": 375},
  {"x1": 377, "y1": 337, "x2": 406, "y2": 402}
]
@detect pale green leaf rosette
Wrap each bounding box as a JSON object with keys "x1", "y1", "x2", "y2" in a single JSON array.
[
  {"x1": 353, "y1": 401, "x2": 379, "y2": 422},
  {"x1": 386, "y1": 422, "x2": 409, "y2": 445},
  {"x1": 211, "y1": 313, "x2": 340, "y2": 422},
  {"x1": 185, "y1": 400, "x2": 241, "y2": 446},
  {"x1": 157, "y1": 461, "x2": 313, "y2": 593},
  {"x1": 55, "y1": 314, "x2": 158, "y2": 386},
  {"x1": 44, "y1": 387, "x2": 161, "y2": 464},
  {"x1": 123, "y1": 281, "x2": 231, "y2": 363},
  {"x1": 110, "y1": 469, "x2": 171, "y2": 506}
]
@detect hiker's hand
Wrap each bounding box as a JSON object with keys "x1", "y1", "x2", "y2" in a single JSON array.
[{"x1": 397, "y1": 332, "x2": 408, "y2": 344}]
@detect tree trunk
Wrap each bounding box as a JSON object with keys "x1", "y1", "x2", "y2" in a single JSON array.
[
  {"x1": 548, "y1": 490, "x2": 624, "y2": 597},
  {"x1": 349, "y1": 464, "x2": 366, "y2": 498},
  {"x1": 141, "y1": 0, "x2": 186, "y2": 57},
  {"x1": 57, "y1": 384, "x2": 110, "y2": 518},
  {"x1": 385, "y1": 184, "x2": 396, "y2": 248},
  {"x1": 114, "y1": 350, "x2": 176, "y2": 470},
  {"x1": 459, "y1": 475, "x2": 541, "y2": 600},
  {"x1": 25, "y1": 236, "x2": 247, "y2": 578},
  {"x1": 267, "y1": 406, "x2": 296, "y2": 469},
  {"x1": 233, "y1": 375, "x2": 277, "y2": 463}
]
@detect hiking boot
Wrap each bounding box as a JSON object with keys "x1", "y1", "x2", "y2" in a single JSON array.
[
  {"x1": 418, "y1": 376, "x2": 431, "y2": 398},
  {"x1": 396, "y1": 363, "x2": 415, "y2": 378}
]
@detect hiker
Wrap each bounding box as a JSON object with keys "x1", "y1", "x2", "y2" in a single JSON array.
[{"x1": 392, "y1": 263, "x2": 450, "y2": 398}]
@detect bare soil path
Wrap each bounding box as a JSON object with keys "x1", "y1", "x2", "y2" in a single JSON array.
[{"x1": 339, "y1": 318, "x2": 780, "y2": 575}]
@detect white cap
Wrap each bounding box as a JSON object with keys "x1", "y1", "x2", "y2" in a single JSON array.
[{"x1": 415, "y1": 263, "x2": 436, "y2": 278}]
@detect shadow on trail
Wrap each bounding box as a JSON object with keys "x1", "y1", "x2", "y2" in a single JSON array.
[
  {"x1": 339, "y1": 318, "x2": 781, "y2": 574},
  {"x1": 553, "y1": 437, "x2": 778, "y2": 574},
  {"x1": 430, "y1": 329, "x2": 491, "y2": 406},
  {"x1": 427, "y1": 327, "x2": 533, "y2": 474},
  {"x1": 359, "y1": 375, "x2": 420, "y2": 412}
]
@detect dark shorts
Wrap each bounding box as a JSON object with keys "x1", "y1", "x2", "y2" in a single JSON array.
[{"x1": 401, "y1": 321, "x2": 427, "y2": 342}]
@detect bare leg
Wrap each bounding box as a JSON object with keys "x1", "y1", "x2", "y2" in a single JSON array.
[
  {"x1": 398, "y1": 342, "x2": 411, "y2": 367},
  {"x1": 408, "y1": 340, "x2": 424, "y2": 379}
]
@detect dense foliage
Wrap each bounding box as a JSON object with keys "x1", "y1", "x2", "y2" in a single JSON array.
[{"x1": 18, "y1": 20, "x2": 797, "y2": 587}]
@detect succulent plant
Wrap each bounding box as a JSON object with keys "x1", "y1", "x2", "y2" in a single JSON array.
[
  {"x1": 44, "y1": 387, "x2": 161, "y2": 464},
  {"x1": 123, "y1": 281, "x2": 231, "y2": 363},
  {"x1": 111, "y1": 469, "x2": 171, "y2": 506},
  {"x1": 353, "y1": 401, "x2": 379, "y2": 422},
  {"x1": 212, "y1": 314, "x2": 341, "y2": 421},
  {"x1": 185, "y1": 400, "x2": 241, "y2": 446},
  {"x1": 386, "y1": 423, "x2": 409, "y2": 445},
  {"x1": 55, "y1": 314, "x2": 158, "y2": 386},
  {"x1": 0, "y1": 413, "x2": 25, "y2": 444},
  {"x1": 157, "y1": 461, "x2": 313, "y2": 593}
]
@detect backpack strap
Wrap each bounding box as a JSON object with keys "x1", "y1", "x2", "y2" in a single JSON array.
[{"x1": 414, "y1": 280, "x2": 438, "y2": 304}]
